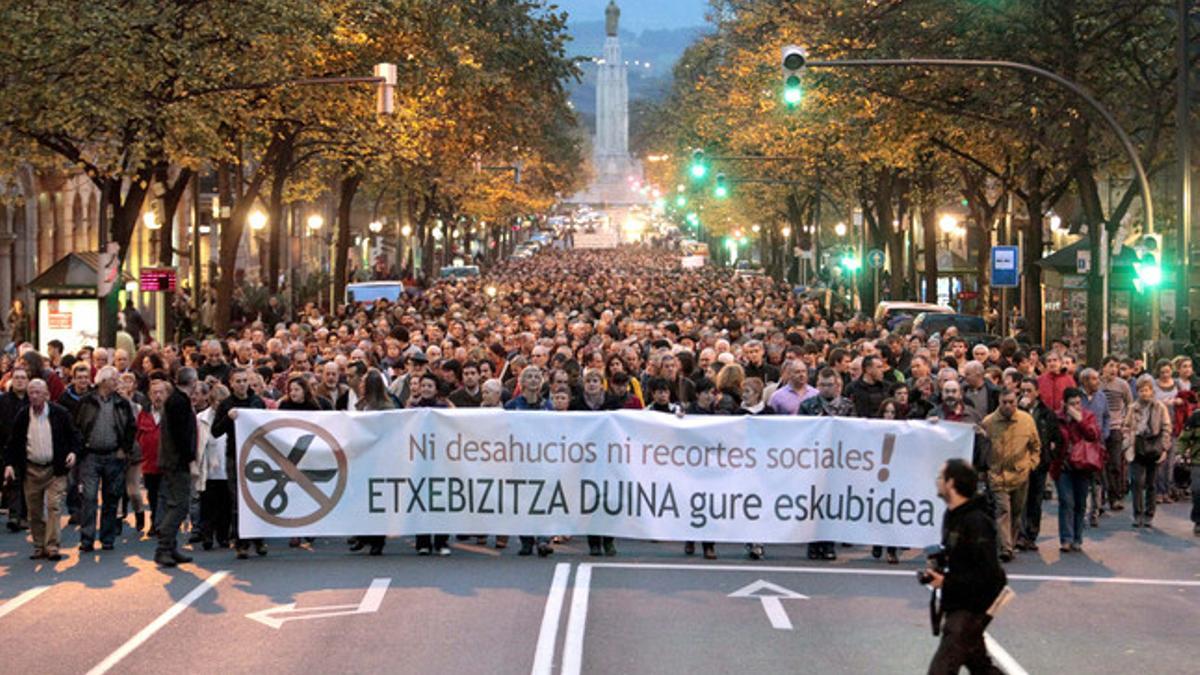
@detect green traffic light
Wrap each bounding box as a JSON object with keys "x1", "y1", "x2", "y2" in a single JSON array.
[
  {"x1": 784, "y1": 75, "x2": 803, "y2": 106},
  {"x1": 676, "y1": 195, "x2": 687, "y2": 207},
  {"x1": 714, "y1": 185, "x2": 728, "y2": 199},
  {"x1": 690, "y1": 163, "x2": 707, "y2": 179},
  {"x1": 841, "y1": 255, "x2": 861, "y2": 271},
  {"x1": 1134, "y1": 258, "x2": 1162, "y2": 287}
]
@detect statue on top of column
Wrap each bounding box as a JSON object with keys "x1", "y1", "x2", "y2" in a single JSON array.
[{"x1": 606, "y1": 1, "x2": 620, "y2": 37}]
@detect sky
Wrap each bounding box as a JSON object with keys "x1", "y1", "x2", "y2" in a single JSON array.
[{"x1": 551, "y1": 0, "x2": 709, "y2": 32}]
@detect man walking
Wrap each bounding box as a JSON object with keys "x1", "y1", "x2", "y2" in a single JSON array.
[
  {"x1": 3, "y1": 379, "x2": 81, "y2": 561},
  {"x1": 74, "y1": 366, "x2": 136, "y2": 551},
  {"x1": 980, "y1": 390, "x2": 1041, "y2": 562},
  {"x1": 153, "y1": 369, "x2": 199, "y2": 567},
  {"x1": 212, "y1": 367, "x2": 267, "y2": 558},
  {"x1": 925, "y1": 459, "x2": 1007, "y2": 675}
]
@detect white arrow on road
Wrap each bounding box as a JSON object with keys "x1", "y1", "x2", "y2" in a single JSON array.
[
  {"x1": 728, "y1": 579, "x2": 808, "y2": 630},
  {"x1": 247, "y1": 578, "x2": 391, "y2": 629}
]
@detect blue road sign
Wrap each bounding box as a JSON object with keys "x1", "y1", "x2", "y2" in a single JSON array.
[{"x1": 991, "y1": 246, "x2": 1019, "y2": 288}]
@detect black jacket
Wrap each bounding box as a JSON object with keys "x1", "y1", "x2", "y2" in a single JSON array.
[
  {"x1": 846, "y1": 377, "x2": 891, "y2": 418},
  {"x1": 4, "y1": 402, "x2": 82, "y2": 477},
  {"x1": 159, "y1": 388, "x2": 198, "y2": 471},
  {"x1": 74, "y1": 391, "x2": 137, "y2": 455},
  {"x1": 0, "y1": 391, "x2": 29, "y2": 451},
  {"x1": 940, "y1": 496, "x2": 1007, "y2": 614},
  {"x1": 212, "y1": 392, "x2": 265, "y2": 460}
]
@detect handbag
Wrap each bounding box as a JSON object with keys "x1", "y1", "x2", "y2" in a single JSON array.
[
  {"x1": 1068, "y1": 438, "x2": 1105, "y2": 473},
  {"x1": 1134, "y1": 433, "x2": 1161, "y2": 461}
]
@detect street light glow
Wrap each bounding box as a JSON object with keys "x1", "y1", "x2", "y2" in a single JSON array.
[
  {"x1": 401, "y1": 224, "x2": 413, "y2": 237},
  {"x1": 142, "y1": 211, "x2": 160, "y2": 230},
  {"x1": 368, "y1": 220, "x2": 384, "y2": 234},
  {"x1": 307, "y1": 214, "x2": 324, "y2": 231},
  {"x1": 834, "y1": 221, "x2": 847, "y2": 237},
  {"x1": 939, "y1": 214, "x2": 959, "y2": 234},
  {"x1": 249, "y1": 210, "x2": 268, "y2": 231},
  {"x1": 781, "y1": 226, "x2": 791, "y2": 237}
]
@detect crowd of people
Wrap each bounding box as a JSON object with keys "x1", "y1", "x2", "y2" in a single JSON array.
[{"x1": 1, "y1": 245, "x2": 1198, "y2": 567}]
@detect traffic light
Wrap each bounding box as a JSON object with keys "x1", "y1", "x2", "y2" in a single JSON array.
[
  {"x1": 714, "y1": 173, "x2": 729, "y2": 199},
  {"x1": 1133, "y1": 233, "x2": 1162, "y2": 291},
  {"x1": 676, "y1": 195, "x2": 687, "y2": 207},
  {"x1": 686, "y1": 211, "x2": 700, "y2": 226},
  {"x1": 690, "y1": 149, "x2": 708, "y2": 180},
  {"x1": 781, "y1": 45, "x2": 806, "y2": 107},
  {"x1": 840, "y1": 252, "x2": 861, "y2": 272}
]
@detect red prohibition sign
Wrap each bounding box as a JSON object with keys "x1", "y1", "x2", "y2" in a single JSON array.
[{"x1": 238, "y1": 419, "x2": 348, "y2": 528}]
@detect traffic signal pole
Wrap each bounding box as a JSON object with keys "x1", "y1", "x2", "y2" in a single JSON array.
[{"x1": 802, "y1": 56, "x2": 1157, "y2": 347}]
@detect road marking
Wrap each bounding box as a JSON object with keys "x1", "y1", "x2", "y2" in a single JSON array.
[
  {"x1": 87, "y1": 570, "x2": 229, "y2": 675},
  {"x1": 984, "y1": 632, "x2": 1030, "y2": 675},
  {"x1": 728, "y1": 580, "x2": 808, "y2": 630},
  {"x1": 557, "y1": 561, "x2": 1193, "y2": 673},
  {"x1": 584, "y1": 562, "x2": 1200, "y2": 587},
  {"x1": 246, "y1": 577, "x2": 391, "y2": 629},
  {"x1": 530, "y1": 563, "x2": 572, "y2": 675},
  {"x1": 0, "y1": 586, "x2": 50, "y2": 620},
  {"x1": 561, "y1": 563, "x2": 593, "y2": 675}
]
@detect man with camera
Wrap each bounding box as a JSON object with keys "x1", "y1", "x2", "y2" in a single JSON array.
[{"x1": 924, "y1": 459, "x2": 1008, "y2": 675}]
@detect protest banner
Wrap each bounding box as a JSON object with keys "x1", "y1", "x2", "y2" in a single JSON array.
[{"x1": 234, "y1": 409, "x2": 973, "y2": 547}]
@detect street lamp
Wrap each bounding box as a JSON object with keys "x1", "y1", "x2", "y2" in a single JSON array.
[
  {"x1": 781, "y1": 226, "x2": 791, "y2": 237},
  {"x1": 834, "y1": 221, "x2": 847, "y2": 237},
  {"x1": 249, "y1": 210, "x2": 268, "y2": 231},
  {"x1": 369, "y1": 220, "x2": 384, "y2": 234},
  {"x1": 939, "y1": 214, "x2": 960, "y2": 234},
  {"x1": 307, "y1": 214, "x2": 324, "y2": 231},
  {"x1": 143, "y1": 211, "x2": 161, "y2": 230},
  {"x1": 401, "y1": 224, "x2": 413, "y2": 237}
]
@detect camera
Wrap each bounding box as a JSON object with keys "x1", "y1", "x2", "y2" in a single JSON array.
[{"x1": 916, "y1": 545, "x2": 947, "y2": 585}]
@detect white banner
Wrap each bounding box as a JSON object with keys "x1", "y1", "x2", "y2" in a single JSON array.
[{"x1": 233, "y1": 409, "x2": 973, "y2": 547}]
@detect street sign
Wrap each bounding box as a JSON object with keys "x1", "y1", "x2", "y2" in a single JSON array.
[
  {"x1": 728, "y1": 579, "x2": 808, "y2": 631},
  {"x1": 246, "y1": 578, "x2": 391, "y2": 629},
  {"x1": 866, "y1": 249, "x2": 885, "y2": 269},
  {"x1": 990, "y1": 245, "x2": 1019, "y2": 288},
  {"x1": 1076, "y1": 249, "x2": 1092, "y2": 274},
  {"x1": 139, "y1": 267, "x2": 177, "y2": 292}
]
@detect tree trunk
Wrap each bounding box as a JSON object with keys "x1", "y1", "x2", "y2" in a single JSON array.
[
  {"x1": 332, "y1": 171, "x2": 362, "y2": 310},
  {"x1": 917, "y1": 161, "x2": 938, "y2": 303},
  {"x1": 267, "y1": 155, "x2": 288, "y2": 294},
  {"x1": 214, "y1": 134, "x2": 284, "y2": 334},
  {"x1": 1018, "y1": 187, "x2": 1045, "y2": 345}
]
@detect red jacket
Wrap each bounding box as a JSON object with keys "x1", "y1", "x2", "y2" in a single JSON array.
[
  {"x1": 1038, "y1": 371, "x2": 1076, "y2": 413},
  {"x1": 136, "y1": 409, "x2": 162, "y2": 475},
  {"x1": 1053, "y1": 408, "x2": 1100, "y2": 479}
]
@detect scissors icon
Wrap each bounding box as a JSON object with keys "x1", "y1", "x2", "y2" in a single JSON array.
[{"x1": 244, "y1": 434, "x2": 338, "y2": 516}]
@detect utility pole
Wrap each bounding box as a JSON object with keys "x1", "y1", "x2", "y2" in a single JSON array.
[{"x1": 1177, "y1": 0, "x2": 1194, "y2": 348}]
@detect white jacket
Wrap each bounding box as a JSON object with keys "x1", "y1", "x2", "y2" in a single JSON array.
[{"x1": 194, "y1": 407, "x2": 228, "y2": 491}]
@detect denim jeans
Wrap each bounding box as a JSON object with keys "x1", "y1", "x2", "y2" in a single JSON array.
[
  {"x1": 79, "y1": 452, "x2": 126, "y2": 546},
  {"x1": 1055, "y1": 470, "x2": 1090, "y2": 545}
]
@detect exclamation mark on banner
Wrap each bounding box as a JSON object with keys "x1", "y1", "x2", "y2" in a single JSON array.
[{"x1": 876, "y1": 433, "x2": 896, "y2": 482}]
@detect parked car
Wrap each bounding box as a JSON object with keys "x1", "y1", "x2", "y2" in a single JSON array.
[
  {"x1": 439, "y1": 265, "x2": 480, "y2": 279},
  {"x1": 908, "y1": 312, "x2": 996, "y2": 345},
  {"x1": 874, "y1": 301, "x2": 953, "y2": 331},
  {"x1": 346, "y1": 281, "x2": 405, "y2": 304}
]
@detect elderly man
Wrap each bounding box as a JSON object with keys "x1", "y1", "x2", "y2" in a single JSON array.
[
  {"x1": 153, "y1": 368, "x2": 199, "y2": 567},
  {"x1": 4, "y1": 379, "x2": 81, "y2": 561},
  {"x1": 980, "y1": 390, "x2": 1041, "y2": 562},
  {"x1": 74, "y1": 366, "x2": 137, "y2": 551}
]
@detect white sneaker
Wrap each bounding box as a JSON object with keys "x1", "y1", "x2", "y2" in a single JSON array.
[{"x1": 436, "y1": 546, "x2": 451, "y2": 557}]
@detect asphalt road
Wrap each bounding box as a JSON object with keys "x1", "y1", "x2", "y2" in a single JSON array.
[{"x1": 1, "y1": 499, "x2": 1197, "y2": 675}]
